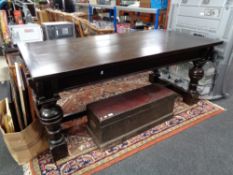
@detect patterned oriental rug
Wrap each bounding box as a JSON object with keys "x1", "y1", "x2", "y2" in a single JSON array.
[{"x1": 23, "y1": 72, "x2": 224, "y2": 175}]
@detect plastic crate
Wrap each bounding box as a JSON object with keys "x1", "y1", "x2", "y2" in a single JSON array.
[{"x1": 150, "y1": 0, "x2": 168, "y2": 9}]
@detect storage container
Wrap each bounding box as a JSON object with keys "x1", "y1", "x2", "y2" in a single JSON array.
[{"x1": 151, "y1": 0, "x2": 168, "y2": 9}]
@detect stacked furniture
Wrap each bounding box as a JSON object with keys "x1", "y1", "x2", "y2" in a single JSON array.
[{"x1": 36, "y1": 8, "x2": 114, "y2": 37}]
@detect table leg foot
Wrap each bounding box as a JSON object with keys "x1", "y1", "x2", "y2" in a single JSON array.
[
  {"x1": 184, "y1": 59, "x2": 206, "y2": 105},
  {"x1": 149, "y1": 69, "x2": 160, "y2": 83},
  {"x1": 50, "y1": 138, "x2": 68, "y2": 161},
  {"x1": 40, "y1": 102, "x2": 68, "y2": 161}
]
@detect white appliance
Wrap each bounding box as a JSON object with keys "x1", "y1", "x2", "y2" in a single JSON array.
[
  {"x1": 160, "y1": 0, "x2": 233, "y2": 99},
  {"x1": 9, "y1": 24, "x2": 43, "y2": 45}
]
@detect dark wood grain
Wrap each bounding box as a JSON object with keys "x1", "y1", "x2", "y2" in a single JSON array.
[
  {"x1": 18, "y1": 30, "x2": 222, "y2": 81},
  {"x1": 87, "y1": 84, "x2": 178, "y2": 147}
]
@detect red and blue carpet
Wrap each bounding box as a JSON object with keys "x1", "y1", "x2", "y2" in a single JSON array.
[{"x1": 23, "y1": 72, "x2": 224, "y2": 175}]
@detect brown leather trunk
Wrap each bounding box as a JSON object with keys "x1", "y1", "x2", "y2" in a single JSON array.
[{"x1": 87, "y1": 84, "x2": 178, "y2": 148}]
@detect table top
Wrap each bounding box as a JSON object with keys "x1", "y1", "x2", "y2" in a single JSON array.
[{"x1": 18, "y1": 30, "x2": 222, "y2": 80}]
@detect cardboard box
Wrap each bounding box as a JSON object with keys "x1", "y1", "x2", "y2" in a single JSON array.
[
  {"x1": 140, "y1": 0, "x2": 150, "y2": 8},
  {"x1": 140, "y1": 2, "x2": 151, "y2": 8},
  {"x1": 140, "y1": 0, "x2": 150, "y2": 4},
  {"x1": 0, "y1": 100, "x2": 48, "y2": 165}
]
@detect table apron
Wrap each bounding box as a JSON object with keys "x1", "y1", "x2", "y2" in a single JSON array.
[{"x1": 31, "y1": 47, "x2": 209, "y2": 100}]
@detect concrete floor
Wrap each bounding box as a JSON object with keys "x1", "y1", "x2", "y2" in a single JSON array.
[{"x1": 0, "y1": 56, "x2": 233, "y2": 175}]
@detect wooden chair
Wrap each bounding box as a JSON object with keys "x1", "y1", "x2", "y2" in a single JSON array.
[
  {"x1": 36, "y1": 9, "x2": 49, "y2": 24},
  {"x1": 72, "y1": 12, "x2": 88, "y2": 20},
  {"x1": 54, "y1": 11, "x2": 65, "y2": 21},
  {"x1": 46, "y1": 9, "x2": 56, "y2": 21},
  {"x1": 63, "y1": 13, "x2": 84, "y2": 37},
  {"x1": 43, "y1": 9, "x2": 114, "y2": 37},
  {"x1": 72, "y1": 17, "x2": 85, "y2": 37},
  {"x1": 63, "y1": 13, "x2": 75, "y2": 22},
  {"x1": 74, "y1": 17, "x2": 114, "y2": 37}
]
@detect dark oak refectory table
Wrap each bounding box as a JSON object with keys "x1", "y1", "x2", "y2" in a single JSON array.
[{"x1": 18, "y1": 30, "x2": 222, "y2": 161}]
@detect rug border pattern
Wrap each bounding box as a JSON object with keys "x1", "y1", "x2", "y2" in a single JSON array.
[{"x1": 27, "y1": 100, "x2": 224, "y2": 175}]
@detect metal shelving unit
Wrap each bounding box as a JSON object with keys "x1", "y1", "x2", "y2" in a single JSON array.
[{"x1": 76, "y1": 2, "x2": 160, "y2": 32}]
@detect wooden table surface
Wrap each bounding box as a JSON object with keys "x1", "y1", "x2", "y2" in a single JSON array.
[{"x1": 18, "y1": 30, "x2": 222, "y2": 81}]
